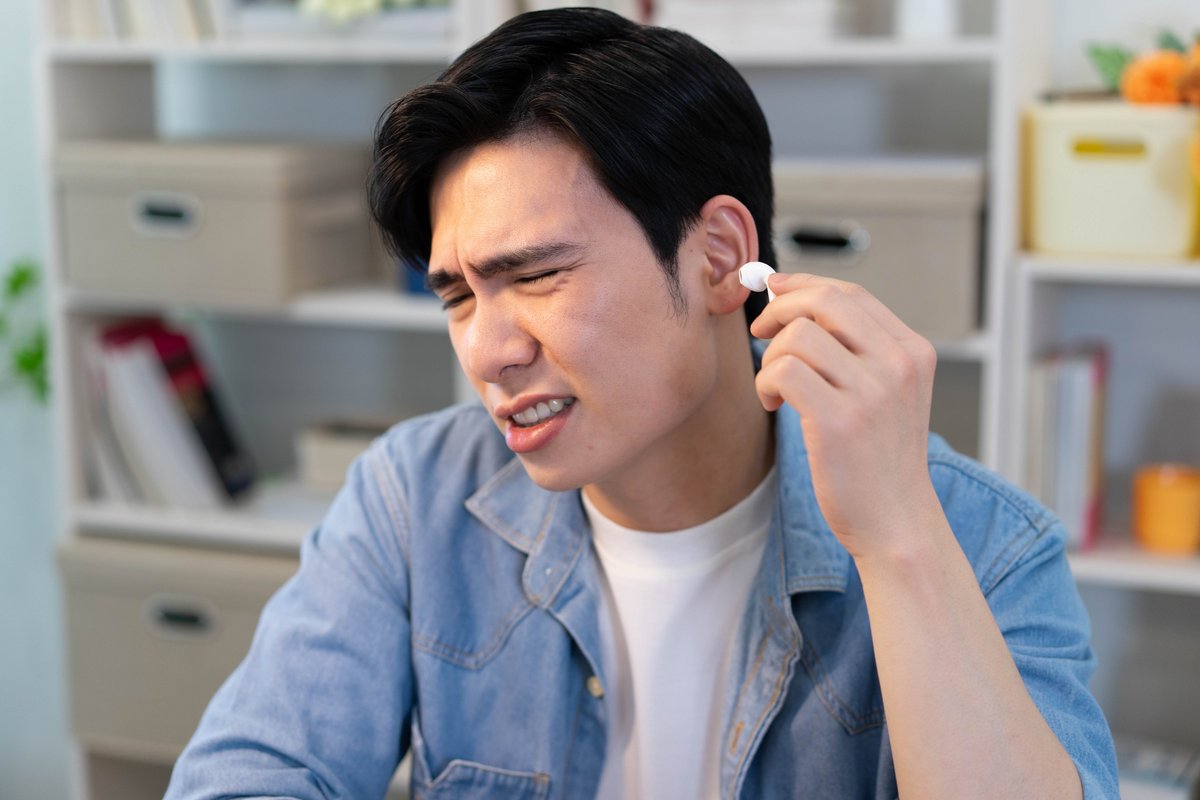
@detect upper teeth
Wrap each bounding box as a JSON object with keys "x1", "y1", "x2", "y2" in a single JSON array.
[{"x1": 512, "y1": 397, "x2": 575, "y2": 426}]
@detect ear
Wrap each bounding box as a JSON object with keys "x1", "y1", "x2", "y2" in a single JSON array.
[{"x1": 697, "y1": 194, "x2": 759, "y2": 315}]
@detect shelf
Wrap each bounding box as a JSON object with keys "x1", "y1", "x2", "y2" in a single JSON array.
[
  {"x1": 930, "y1": 331, "x2": 991, "y2": 362},
  {"x1": 46, "y1": 35, "x2": 998, "y2": 68},
  {"x1": 46, "y1": 37, "x2": 454, "y2": 64},
  {"x1": 1069, "y1": 537, "x2": 1200, "y2": 596},
  {"x1": 1021, "y1": 254, "x2": 1200, "y2": 288},
  {"x1": 720, "y1": 37, "x2": 999, "y2": 67},
  {"x1": 74, "y1": 478, "x2": 335, "y2": 553},
  {"x1": 63, "y1": 284, "x2": 448, "y2": 332},
  {"x1": 287, "y1": 284, "x2": 446, "y2": 331}
]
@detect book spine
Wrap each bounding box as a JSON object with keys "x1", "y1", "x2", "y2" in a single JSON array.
[{"x1": 152, "y1": 331, "x2": 256, "y2": 499}]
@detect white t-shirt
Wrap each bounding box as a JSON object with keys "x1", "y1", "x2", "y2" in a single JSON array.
[{"x1": 584, "y1": 468, "x2": 776, "y2": 800}]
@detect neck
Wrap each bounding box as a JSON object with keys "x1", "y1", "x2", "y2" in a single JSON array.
[{"x1": 583, "y1": 335, "x2": 774, "y2": 532}]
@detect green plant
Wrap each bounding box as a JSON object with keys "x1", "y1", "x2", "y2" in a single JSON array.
[{"x1": 0, "y1": 259, "x2": 49, "y2": 404}]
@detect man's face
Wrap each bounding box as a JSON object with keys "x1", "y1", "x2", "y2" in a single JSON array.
[{"x1": 427, "y1": 133, "x2": 725, "y2": 492}]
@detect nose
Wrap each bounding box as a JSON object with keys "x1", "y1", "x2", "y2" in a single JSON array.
[{"x1": 461, "y1": 298, "x2": 537, "y2": 385}]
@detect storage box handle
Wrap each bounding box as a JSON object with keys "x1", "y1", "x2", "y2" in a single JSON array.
[
  {"x1": 144, "y1": 593, "x2": 215, "y2": 639},
  {"x1": 130, "y1": 192, "x2": 203, "y2": 239},
  {"x1": 781, "y1": 220, "x2": 871, "y2": 266},
  {"x1": 1072, "y1": 137, "x2": 1147, "y2": 159}
]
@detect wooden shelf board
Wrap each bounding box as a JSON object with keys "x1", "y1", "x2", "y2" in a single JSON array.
[
  {"x1": 47, "y1": 36, "x2": 997, "y2": 68},
  {"x1": 722, "y1": 37, "x2": 998, "y2": 67},
  {"x1": 73, "y1": 479, "x2": 336, "y2": 553},
  {"x1": 931, "y1": 331, "x2": 991, "y2": 362},
  {"x1": 62, "y1": 284, "x2": 448, "y2": 332},
  {"x1": 287, "y1": 284, "x2": 447, "y2": 331},
  {"x1": 1069, "y1": 537, "x2": 1200, "y2": 596},
  {"x1": 1022, "y1": 254, "x2": 1200, "y2": 287},
  {"x1": 47, "y1": 38, "x2": 453, "y2": 64}
]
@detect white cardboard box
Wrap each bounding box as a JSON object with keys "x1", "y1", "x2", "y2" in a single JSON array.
[
  {"x1": 772, "y1": 157, "x2": 985, "y2": 340},
  {"x1": 56, "y1": 140, "x2": 373, "y2": 310}
]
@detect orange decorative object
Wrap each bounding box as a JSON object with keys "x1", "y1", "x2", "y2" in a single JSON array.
[
  {"x1": 1121, "y1": 50, "x2": 1189, "y2": 104},
  {"x1": 1133, "y1": 463, "x2": 1200, "y2": 555},
  {"x1": 1181, "y1": 58, "x2": 1200, "y2": 107}
]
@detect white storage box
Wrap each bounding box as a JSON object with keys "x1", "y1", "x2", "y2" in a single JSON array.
[
  {"x1": 772, "y1": 158, "x2": 985, "y2": 340},
  {"x1": 296, "y1": 419, "x2": 391, "y2": 493},
  {"x1": 1026, "y1": 102, "x2": 1200, "y2": 258},
  {"x1": 56, "y1": 140, "x2": 373, "y2": 310}
]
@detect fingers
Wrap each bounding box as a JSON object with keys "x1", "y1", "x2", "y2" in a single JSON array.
[
  {"x1": 751, "y1": 272, "x2": 918, "y2": 348},
  {"x1": 750, "y1": 272, "x2": 938, "y2": 415}
]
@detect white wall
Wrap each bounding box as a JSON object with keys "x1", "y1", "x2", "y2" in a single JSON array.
[{"x1": 0, "y1": 0, "x2": 71, "y2": 798}]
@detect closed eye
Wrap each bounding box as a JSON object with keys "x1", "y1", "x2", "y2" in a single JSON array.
[
  {"x1": 441, "y1": 293, "x2": 472, "y2": 311},
  {"x1": 516, "y1": 269, "x2": 562, "y2": 285}
]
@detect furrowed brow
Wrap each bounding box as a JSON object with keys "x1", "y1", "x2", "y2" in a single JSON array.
[
  {"x1": 470, "y1": 242, "x2": 586, "y2": 281},
  {"x1": 426, "y1": 241, "x2": 585, "y2": 294}
]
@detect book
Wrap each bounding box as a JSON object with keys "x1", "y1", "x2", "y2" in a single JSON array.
[
  {"x1": 1026, "y1": 343, "x2": 1109, "y2": 550},
  {"x1": 101, "y1": 319, "x2": 256, "y2": 501},
  {"x1": 79, "y1": 328, "x2": 147, "y2": 504},
  {"x1": 99, "y1": 335, "x2": 225, "y2": 509},
  {"x1": 161, "y1": 0, "x2": 202, "y2": 40}
]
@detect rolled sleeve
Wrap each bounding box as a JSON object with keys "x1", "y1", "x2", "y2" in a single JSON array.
[{"x1": 982, "y1": 520, "x2": 1120, "y2": 800}]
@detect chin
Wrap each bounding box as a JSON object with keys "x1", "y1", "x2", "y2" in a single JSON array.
[{"x1": 517, "y1": 457, "x2": 592, "y2": 494}]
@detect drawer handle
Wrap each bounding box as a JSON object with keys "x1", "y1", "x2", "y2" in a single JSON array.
[
  {"x1": 784, "y1": 221, "x2": 871, "y2": 264},
  {"x1": 155, "y1": 606, "x2": 209, "y2": 631},
  {"x1": 129, "y1": 192, "x2": 203, "y2": 239},
  {"x1": 144, "y1": 594, "x2": 216, "y2": 639}
]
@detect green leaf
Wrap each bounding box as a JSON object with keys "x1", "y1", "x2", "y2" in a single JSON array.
[
  {"x1": 4, "y1": 259, "x2": 38, "y2": 301},
  {"x1": 11, "y1": 327, "x2": 49, "y2": 404},
  {"x1": 1086, "y1": 44, "x2": 1135, "y2": 91},
  {"x1": 1158, "y1": 30, "x2": 1187, "y2": 53}
]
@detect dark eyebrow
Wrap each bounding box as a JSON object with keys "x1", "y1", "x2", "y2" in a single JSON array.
[{"x1": 426, "y1": 241, "x2": 585, "y2": 294}]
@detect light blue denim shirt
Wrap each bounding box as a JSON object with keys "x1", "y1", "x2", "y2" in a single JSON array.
[{"x1": 166, "y1": 398, "x2": 1119, "y2": 799}]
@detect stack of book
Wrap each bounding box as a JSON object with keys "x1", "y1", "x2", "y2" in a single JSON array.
[
  {"x1": 81, "y1": 318, "x2": 255, "y2": 511},
  {"x1": 60, "y1": 0, "x2": 230, "y2": 41},
  {"x1": 1025, "y1": 342, "x2": 1109, "y2": 551}
]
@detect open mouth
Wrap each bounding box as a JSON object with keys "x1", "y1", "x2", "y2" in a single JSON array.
[{"x1": 510, "y1": 397, "x2": 576, "y2": 428}]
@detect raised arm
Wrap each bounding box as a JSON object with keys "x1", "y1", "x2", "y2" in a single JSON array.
[{"x1": 751, "y1": 270, "x2": 1116, "y2": 799}]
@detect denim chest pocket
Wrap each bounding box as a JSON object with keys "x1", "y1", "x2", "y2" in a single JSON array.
[
  {"x1": 409, "y1": 717, "x2": 552, "y2": 800},
  {"x1": 411, "y1": 759, "x2": 551, "y2": 800}
]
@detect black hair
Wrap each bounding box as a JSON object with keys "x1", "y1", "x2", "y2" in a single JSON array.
[{"x1": 368, "y1": 6, "x2": 774, "y2": 324}]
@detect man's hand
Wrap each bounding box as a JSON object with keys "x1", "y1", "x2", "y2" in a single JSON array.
[{"x1": 750, "y1": 271, "x2": 940, "y2": 561}]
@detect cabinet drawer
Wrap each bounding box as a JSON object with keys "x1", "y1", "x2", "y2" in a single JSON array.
[{"x1": 58, "y1": 536, "x2": 298, "y2": 761}]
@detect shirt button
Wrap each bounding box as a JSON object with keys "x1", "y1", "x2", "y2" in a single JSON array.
[{"x1": 586, "y1": 676, "x2": 604, "y2": 698}]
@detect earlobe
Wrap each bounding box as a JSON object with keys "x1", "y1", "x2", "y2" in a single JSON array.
[{"x1": 698, "y1": 195, "x2": 759, "y2": 315}]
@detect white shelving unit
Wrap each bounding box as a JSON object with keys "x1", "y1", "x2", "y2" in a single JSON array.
[{"x1": 42, "y1": 0, "x2": 1200, "y2": 793}]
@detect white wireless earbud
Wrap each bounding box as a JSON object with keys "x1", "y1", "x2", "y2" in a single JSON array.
[{"x1": 738, "y1": 261, "x2": 777, "y2": 302}]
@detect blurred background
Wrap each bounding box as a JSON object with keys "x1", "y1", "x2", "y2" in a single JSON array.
[{"x1": 3, "y1": 0, "x2": 1200, "y2": 797}]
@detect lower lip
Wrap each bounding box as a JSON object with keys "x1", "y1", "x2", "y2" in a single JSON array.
[{"x1": 505, "y1": 404, "x2": 574, "y2": 454}]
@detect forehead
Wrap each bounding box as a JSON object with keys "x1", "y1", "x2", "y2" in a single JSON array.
[{"x1": 428, "y1": 133, "x2": 612, "y2": 265}]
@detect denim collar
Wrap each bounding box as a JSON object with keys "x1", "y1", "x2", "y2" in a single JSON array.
[{"x1": 464, "y1": 391, "x2": 852, "y2": 608}]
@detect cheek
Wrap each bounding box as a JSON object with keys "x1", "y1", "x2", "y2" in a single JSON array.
[{"x1": 551, "y1": 278, "x2": 711, "y2": 410}]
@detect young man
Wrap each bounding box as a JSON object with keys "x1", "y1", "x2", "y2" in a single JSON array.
[{"x1": 167, "y1": 8, "x2": 1118, "y2": 799}]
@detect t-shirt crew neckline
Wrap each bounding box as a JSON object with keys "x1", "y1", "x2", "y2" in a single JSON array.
[{"x1": 581, "y1": 466, "x2": 778, "y2": 578}]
